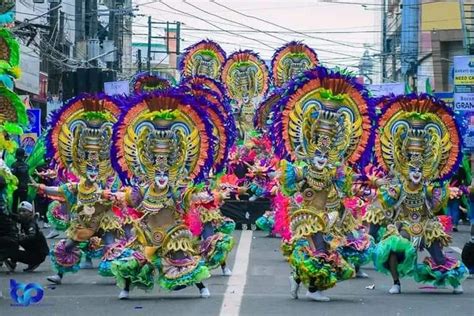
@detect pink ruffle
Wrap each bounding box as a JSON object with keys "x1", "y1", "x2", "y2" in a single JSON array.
[{"x1": 423, "y1": 256, "x2": 459, "y2": 272}]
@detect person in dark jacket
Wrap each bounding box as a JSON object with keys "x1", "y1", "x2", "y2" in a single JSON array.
[
  {"x1": 10, "y1": 148, "x2": 30, "y2": 214},
  {"x1": 0, "y1": 175, "x2": 19, "y2": 264},
  {"x1": 4, "y1": 201, "x2": 49, "y2": 272}
]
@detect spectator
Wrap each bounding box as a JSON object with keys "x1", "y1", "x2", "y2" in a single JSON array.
[
  {"x1": 34, "y1": 162, "x2": 52, "y2": 228},
  {"x1": 10, "y1": 148, "x2": 29, "y2": 214},
  {"x1": 4, "y1": 201, "x2": 49, "y2": 272},
  {"x1": 0, "y1": 175, "x2": 19, "y2": 265}
]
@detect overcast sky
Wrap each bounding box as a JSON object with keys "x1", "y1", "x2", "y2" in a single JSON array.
[{"x1": 133, "y1": 0, "x2": 382, "y2": 75}]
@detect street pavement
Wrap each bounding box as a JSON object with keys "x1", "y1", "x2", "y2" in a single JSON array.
[{"x1": 1, "y1": 225, "x2": 473, "y2": 316}]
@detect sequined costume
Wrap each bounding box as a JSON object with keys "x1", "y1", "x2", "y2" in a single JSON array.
[
  {"x1": 370, "y1": 94, "x2": 468, "y2": 294},
  {"x1": 110, "y1": 91, "x2": 221, "y2": 299},
  {"x1": 189, "y1": 185, "x2": 235, "y2": 274},
  {"x1": 270, "y1": 67, "x2": 373, "y2": 301},
  {"x1": 36, "y1": 95, "x2": 122, "y2": 281}
]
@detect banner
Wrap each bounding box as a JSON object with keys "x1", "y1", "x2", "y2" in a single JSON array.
[
  {"x1": 453, "y1": 56, "x2": 474, "y2": 152},
  {"x1": 453, "y1": 56, "x2": 474, "y2": 111},
  {"x1": 367, "y1": 83, "x2": 404, "y2": 97},
  {"x1": 25, "y1": 109, "x2": 41, "y2": 135},
  {"x1": 104, "y1": 81, "x2": 130, "y2": 96}
]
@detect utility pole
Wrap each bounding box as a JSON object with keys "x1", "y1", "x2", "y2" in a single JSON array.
[
  {"x1": 47, "y1": 0, "x2": 64, "y2": 96},
  {"x1": 381, "y1": 0, "x2": 387, "y2": 82},
  {"x1": 137, "y1": 49, "x2": 142, "y2": 72},
  {"x1": 145, "y1": 17, "x2": 181, "y2": 74},
  {"x1": 400, "y1": 0, "x2": 419, "y2": 92},
  {"x1": 147, "y1": 16, "x2": 152, "y2": 71}
]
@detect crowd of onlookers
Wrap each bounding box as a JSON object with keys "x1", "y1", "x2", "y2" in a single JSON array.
[{"x1": 0, "y1": 148, "x2": 49, "y2": 273}]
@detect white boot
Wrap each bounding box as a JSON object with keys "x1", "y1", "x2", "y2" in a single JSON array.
[
  {"x1": 47, "y1": 275, "x2": 62, "y2": 285},
  {"x1": 389, "y1": 284, "x2": 401, "y2": 294},
  {"x1": 289, "y1": 275, "x2": 300, "y2": 299},
  {"x1": 306, "y1": 290, "x2": 330, "y2": 302},
  {"x1": 222, "y1": 267, "x2": 232, "y2": 276},
  {"x1": 453, "y1": 285, "x2": 463, "y2": 294},
  {"x1": 199, "y1": 287, "x2": 210, "y2": 298},
  {"x1": 118, "y1": 290, "x2": 129, "y2": 300},
  {"x1": 355, "y1": 269, "x2": 369, "y2": 278}
]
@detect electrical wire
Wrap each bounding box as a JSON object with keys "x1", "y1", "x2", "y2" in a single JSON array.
[{"x1": 157, "y1": 0, "x2": 275, "y2": 50}]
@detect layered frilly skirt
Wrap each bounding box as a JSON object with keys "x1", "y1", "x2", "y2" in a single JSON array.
[
  {"x1": 373, "y1": 224, "x2": 468, "y2": 287},
  {"x1": 200, "y1": 232, "x2": 235, "y2": 270},
  {"x1": 288, "y1": 209, "x2": 355, "y2": 290},
  {"x1": 335, "y1": 212, "x2": 374, "y2": 268},
  {"x1": 111, "y1": 225, "x2": 210, "y2": 291}
]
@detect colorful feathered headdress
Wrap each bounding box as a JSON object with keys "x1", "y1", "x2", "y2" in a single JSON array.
[
  {"x1": 47, "y1": 94, "x2": 122, "y2": 180},
  {"x1": 112, "y1": 90, "x2": 216, "y2": 184},
  {"x1": 271, "y1": 41, "x2": 318, "y2": 88},
  {"x1": 270, "y1": 66, "x2": 374, "y2": 168},
  {"x1": 0, "y1": 1, "x2": 15, "y2": 26},
  {"x1": 179, "y1": 40, "x2": 226, "y2": 80},
  {"x1": 131, "y1": 72, "x2": 173, "y2": 94},
  {"x1": 0, "y1": 86, "x2": 28, "y2": 153},
  {"x1": 179, "y1": 78, "x2": 236, "y2": 173},
  {"x1": 375, "y1": 94, "x2": 461, "y2": 181},
  {"x1": 221, "y1": 50, "x2": 269, "y2": 106}
]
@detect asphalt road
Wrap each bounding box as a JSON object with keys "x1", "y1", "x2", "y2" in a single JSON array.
[{"x1": 1, "y1": 225, "x2": 473, "y2": 316}]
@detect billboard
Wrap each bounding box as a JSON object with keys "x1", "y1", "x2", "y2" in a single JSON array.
[
  {"x1": 453, "y1": 56, "x2": 474, "y2": 111},
  {"x1": 453, "y1": 56, "x2": 474, "y2": 152}
]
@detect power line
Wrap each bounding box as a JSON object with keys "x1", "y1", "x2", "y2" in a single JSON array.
[
  {"x1": 157, "y1": 0, "x2": 275, "y2": 50},
  {"x1": 211, "y1": 1, "x2": 373, "y2": 51}
]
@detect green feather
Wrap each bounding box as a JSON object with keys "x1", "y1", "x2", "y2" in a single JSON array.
[
  {"x1": 2, "y1": 122, "x2": 23, "y2": 135},
  {"x1": 425, "y1": 78, "x2": 433, "y2": 95},
  {"x1": 0, "y1": 28, "x2": 20, "y2": 67},
  {"x1": 82, "y1": 111, "x2": 113, "y2": 122},
  {"x1": 0, "y1": 86, "x2": 28, "y2": 127},
  {"x1": 26, "y1": 134, "x2": 46, "y2": 176}
]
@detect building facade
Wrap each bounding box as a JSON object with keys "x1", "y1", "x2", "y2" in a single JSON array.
[{"x1": 382, "y1": 0, "x2": 464, "y2": 93}]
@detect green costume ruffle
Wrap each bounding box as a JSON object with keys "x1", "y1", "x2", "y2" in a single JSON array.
[
  {"x1": 218, "y1": 220, "x2": 236, "y2": 235},
  {"x1": 111, "y1": 255, "x2": 155, "y2": 291},
  {"x1": 372, "y1": 234, "x2": 417, "y2": 278},
  {"x1": 290, "y1": 240, "x2": 354, "y2": 291},
  {"x1": 414, "y1": 258, "x2": 468, "y2": 288},
  {"x1": 203, "y1": 233, "x2": 235, "y2": 270},
  {"x1": 154, "y1": 257, "x2": 210, "y2": 291},
  {"x1": 255, "y1": 215, "x2": 274, "y2": 233}
]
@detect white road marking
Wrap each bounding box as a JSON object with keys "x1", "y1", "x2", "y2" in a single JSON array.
[
  {"x1": 450, "y1": 246, "x2": 462, "y2": 254},
  {"x1": 219, "y1": 230, "x2": 253, "y2": 316}
]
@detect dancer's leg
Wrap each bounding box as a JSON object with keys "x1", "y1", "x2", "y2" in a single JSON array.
[
  {"x1": 119, "y1": 278, "x2": 131, "y2": 300},
  {"x1": 196, "y1": 282, "x2": 210, "y2": 298},
  {"x1": 426, "y1": 241, "x2": 446, "y2": 266},
  {"x1": 388, "y1": 252, "x2": 401, "y2": 294}
]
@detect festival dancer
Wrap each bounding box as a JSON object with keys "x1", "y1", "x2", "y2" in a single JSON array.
[
  {"x1": 110, "y1": 91, "x2": 219, "y2": 299},
  {"x1": 188, "y1": 180, "x2": 235, "y2": 276},
  {"x1": 221, "y1": 50, "x2": 269, "y2": 142},
  {"x1": 369, "y1": 94, "x2": 468, "y2": 294},
  {"x1": 31, "y1": 94, "x2": 123, "y2": 285},
  {"x1": 270, "y1": 67, "x2": 373, "y2": 301}
]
